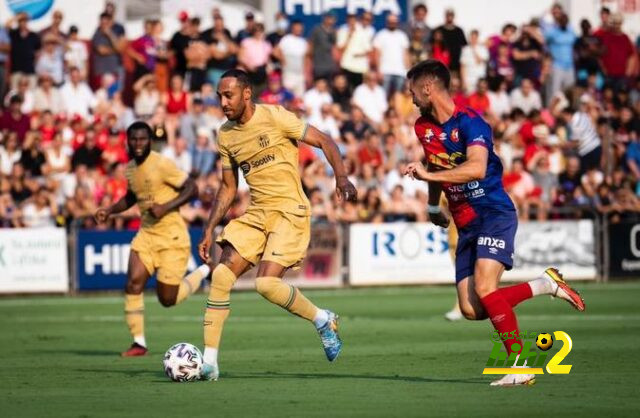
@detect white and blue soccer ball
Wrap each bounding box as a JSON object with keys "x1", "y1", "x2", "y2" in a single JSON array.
[{"x1": 163, "y1": 343, "x2": 203, "y2": 382}]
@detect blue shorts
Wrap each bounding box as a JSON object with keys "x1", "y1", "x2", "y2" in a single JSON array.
[{"x1": 455, "y1": 210, "x2": 517, "y2": 282}]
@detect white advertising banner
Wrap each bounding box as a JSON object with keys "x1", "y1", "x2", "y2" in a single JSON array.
[
  {"x1": 348, "y1": 220, "x2": 596, "y2": 285},
  {"x1": 0, "y1": 228, "x2": 69, "y2": 293},
  {"x1": 349, "y1": 223, "x2": 455, "y2": 285},
  {"x1": 504, "y1": 220, "x2": 597, "y2": 281}
]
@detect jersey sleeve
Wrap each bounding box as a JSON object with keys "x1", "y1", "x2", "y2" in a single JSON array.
[
  {"x1": 460, "y1": 114, "x2": 492, "y2": 149},
  {"x1": 273, "y1": 105, "x2": 308, "y2": 141},
  {"x1": 218, "y1": 140, "x2": 234, "y2": 169},
  {"x1": 160, "y1": 156, "x2": 188, "y2": 188}
]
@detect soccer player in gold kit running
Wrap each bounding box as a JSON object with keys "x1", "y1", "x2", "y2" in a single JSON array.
[
  {"x1": 95, "y1": 121, "x2": 211, "y2": 357},
  {"x1": 197, "y1": 69, "x2": 357, "y2": 381}
]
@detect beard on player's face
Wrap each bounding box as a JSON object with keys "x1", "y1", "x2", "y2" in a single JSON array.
[{"x1": 127, "y1": 130, "x2": 152, "y2": 163}]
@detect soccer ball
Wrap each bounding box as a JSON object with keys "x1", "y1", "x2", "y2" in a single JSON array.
[
  {"x1": 536, "y1": 333, "x2": 553, "y2": 351},
  {"x1": 163, "y1": 343, "x2": 203, "y2": 382}
]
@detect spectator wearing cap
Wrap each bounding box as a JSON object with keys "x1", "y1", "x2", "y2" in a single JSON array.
[
  {"x1": 0, "y1": 95, "x2": 30, "y2": 142},
  {"x1": 259, "y1": 72, "x2": 294, "y2": 106},
  {"x1": 236, "y1": 11, "x2": 257, "y2": 44},
  {"x1": 273, "y1": 20, "x2": 308, "y2": 98},
  {"x1": 91, "y1": 12, "x2": 125, "y2": 91},
  {"x1": 373, "y1": 14, "x2": 410, "y2": 97},
  {"x1": 543, "y1": 12, "x2": 576, "y2": 103},
  {"x1": 336, "y1": 14, "x2": 371, "y2": 89},
  {"x1": 60, "y1": 67, "x2": 96, "y2": 121},
  {"x1": 510, "y1": 78, "x2": 542, "y2": 114},
  {"x1": 308, "y1": 13, "x2": 338, "y2": 81},
  {"x1": 0, "y1": 25, "x2": 10, "y2": 101},
  {"x1": 36, "y1": 33, "x2": 64, "y2": 86},
  {"x1": 434, "y1": 8, "x2": 467, "y2": 73},
  {"x1": 594, "y1": 13, "x2": 636, "y2": 90},
  {"x1": 201, "y1": 10, "x2": 237, "y2": 88},
  {"x1": 352, "y1": 72, "x2": 389, "y2": 126},
  {"x1": 191, "y1": 128, "x2": 216, "y2": 175},
  {"x1": 133, "y1": 74, "x2": 161, "y2": 119},
  {"x1": 33, "y1": 73, "x2": 64, "y2": 114},
  {"x1": 169, "y1": 11, "x2": 193, "y2": 77},
  {"x1": 6, "y1": 12, "x2": 41, "y2": 90},
  {"x1": 65, "y1": 25, "x2": 89, "y2": 80}
]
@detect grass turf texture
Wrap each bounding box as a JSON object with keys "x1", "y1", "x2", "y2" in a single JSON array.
[{"x1": 1, "y1": 282, "x2": 639, "y2": 417}]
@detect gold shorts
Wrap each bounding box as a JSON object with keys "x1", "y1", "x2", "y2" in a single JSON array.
[
  {"x1": 216, "y1": 208, "x2": 310, "y2": 269},
  {"x1": 131, "y1": 229, "x2": 190, "y2": 286}
]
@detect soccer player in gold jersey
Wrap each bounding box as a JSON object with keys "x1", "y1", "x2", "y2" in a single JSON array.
[
  {"x1": 95, "y1": 121, "x2": 211, "y2": 357},
  {"x1": 197, "y1": 69, "x2": 357, "y2": 380}
]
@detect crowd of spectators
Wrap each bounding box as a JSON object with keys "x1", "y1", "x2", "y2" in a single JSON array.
[{"x1": 1, "y1": 2, "x2": 640, "y2": 230}]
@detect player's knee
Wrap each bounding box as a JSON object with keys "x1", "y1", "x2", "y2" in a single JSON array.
[
  {"x1": 255, "y1": 276, "x2": 278, "y2": 298},
  {"x1": 158, "y1": 293, "x2": 177, "y2": 307},
  {"x1": 473, "y1": 280, "x2": 496, "y2": 298},
  {"x1": 125, "y1": 281, "x2": 145, "y2": 295},
  {"x1": 460, "y1": 305, "x2": 480, "y2": 320}
]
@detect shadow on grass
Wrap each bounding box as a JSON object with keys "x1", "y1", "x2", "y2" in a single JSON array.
[
  {"x1": 29, "y1": 349, "x2": 120, "y2": 356},
  {"x1": 223, "y1": 371, "x2": 485, "y2": 385}
]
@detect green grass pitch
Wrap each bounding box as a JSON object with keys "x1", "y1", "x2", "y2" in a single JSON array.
[{"x1": 1, "y1": 282, "x2": 639, "y2": 417}]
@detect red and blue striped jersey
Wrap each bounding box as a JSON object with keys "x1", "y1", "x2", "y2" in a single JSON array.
[{"x1": 414, "y1": 106, "x2": 515, "y2": 229}]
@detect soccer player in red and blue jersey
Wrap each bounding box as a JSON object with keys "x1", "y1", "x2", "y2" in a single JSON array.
[{"x1": 403, "y1": 60, "x2": 585, "y2": 386}]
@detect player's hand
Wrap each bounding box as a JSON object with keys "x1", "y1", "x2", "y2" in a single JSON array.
[
  {"x1": 149, "y1": 203, "x2": 167, "y2": 219},
  {"x1": 336, "y1": 176, "x2": 357, "y2": 203},
  {"x1": 198, "y1": 232, "x2": 213, "y2": 263},
  {"x1": 403, "y1": 162, "x2": 430, "y2": 181},
  {"x1": 429, "y1": 211, "x2": 450, "y2": 228},
  {"x1": 94, "y1": 207, "x2": 111, "y2": 224}
]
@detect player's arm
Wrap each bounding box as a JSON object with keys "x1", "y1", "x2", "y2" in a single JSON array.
[
  {"x1": 426, "y1": 164, "x2": 450, "y2": 228},
  {"x1": 198, "y1": 168, "x2": 238, "y2": 262},
  {"x1": 149, "y1": 177, "x2": 198, "y2": 219},
  {"x1": 405, "y1": 145, "x2": 488, "y2": 184},
  {"x1": 95, "y1": 189, "x2": 137, "y2": 223},
  {"x1": 301, "y1": 125, "x2": 357, "y2": 202}
]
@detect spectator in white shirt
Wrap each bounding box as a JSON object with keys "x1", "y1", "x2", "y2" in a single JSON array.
[
  {"x1": 303, "y1": 78, "x2": 333, "y2": 120},
  {"x1": 352, "y1": 72, "x2": 388, "y2": 125},
  {"x1": 274, "y1": 20, "x2": 308, "y2": 98},
  {"x1": 161, "y1": 137, "x2": 192, "y2": 174},
  {"x1": 64, "y1": 26, "x2": 89, "y2": 80},
  {"x1": 36, "y1": 34, "x2": 65, "y2": 86},
  {"x1": 488, "y1": 79, "x2": 511, "y2": 118},
  {"x1": 373, "y1": 14, "x2": 410, "y2": 96},
  {"x1": 309, "y1": 103, "x2": 340, "y2": 140},
  {"x1": 460, "y1": 29, "x2": 489, "y2": 94},
  {"x1": 336, "y1": 13, "x2": 372, "y2": 88},
  {"x1": 60, "y1": 67, "x2": 96, "y2": 121},
  {"x1": 509, "y1": 78, "x2": 542, "y2": 114},
  {"x1": 33, "y1": 73, "x2": 64, "y2": 114},
  {"x1": 20, "y1": 187, "x2": 57, "y2": 228}
]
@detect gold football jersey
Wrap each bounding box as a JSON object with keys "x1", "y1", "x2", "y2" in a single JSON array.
[
  {"x1": 125, "y1": 151, "x2": 189, "y2": 237},
  {"x1": 218, "y1": 104, "x2": 311, "y2": 216}
]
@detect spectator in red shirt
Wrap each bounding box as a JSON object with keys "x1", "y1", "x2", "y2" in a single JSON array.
[
  {"x1": 467, "y1": 78, "x2": 491, "y2": 115},
  {"x1": 595, "y1": 13, "x2": 637, "y2": 88},
  {"x1": 450, "y1": 76, "x2": 469, "y2": 107},
  {"x1": 0, "y1": 95, "x2": 31, "y2": 143},
  {"x1": 357, "y1": 132, "x2": 384, "y2": 168}
]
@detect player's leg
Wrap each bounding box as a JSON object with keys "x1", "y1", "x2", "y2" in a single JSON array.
[
  {"x1": 155, "y1": 246, "x2": 209, "y2": 307},
  {"x1": 257, "y1": 212, "x2": 342, "y2": 361},
  {"x1": 122, "y1": 250, "x2": 152, "y2": 357},
  {"x1": 445, "y1": 222, "x2": 463, "y2": 321},
  {"x1": 201, "y1": 244, "x2": 251, "y2": 381},
  {"x1": 201, "y1": 212, "x2": 264, "y2": 380}
]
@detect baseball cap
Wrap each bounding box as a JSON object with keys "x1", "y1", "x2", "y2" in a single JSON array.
[{"x1": 178, "y1": 11, "x2": 189, "y2": 22}]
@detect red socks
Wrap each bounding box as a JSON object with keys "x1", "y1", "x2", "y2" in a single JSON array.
[
  {"x1": 495, "y1": 283, "x2": 533, "y2": 308},
  {"x1": 481, "y1": 290, "x2": 522, "y2": 354}
]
